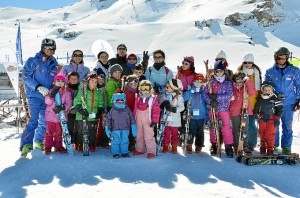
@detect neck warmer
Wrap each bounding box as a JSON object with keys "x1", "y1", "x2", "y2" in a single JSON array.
[
  {"x1": 214, "y1": 75, "x2": 226, "y2": 83},
  {"x1": 153, "y1": 62, "x2": 165, "y2": 71}
]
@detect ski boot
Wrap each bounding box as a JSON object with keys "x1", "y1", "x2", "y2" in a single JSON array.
[
  {"x1": 225, "y1": 144, "x2": 233, "y2": 158},
  {"x1": 35, "y1": 141, "x2": 44, "y2": 151},
  {"x1": 55, "y1": 147, "x2": 67, "y2": 154},
  {"x1": 267, "y1": 148, "x2": 274, "y2": 156},
  {"x1": 186, "y1": 144, "x2": 192, "y2": 154},
  {"x1": 147, "y1": 153, "x2": 155, "y2": 159},
  {"x1": 113, "y1": 154, "x2": 120, "y2": 159},
  {"x1": 21, "y1": 144, "x2": 33, "y2": 157},
  {"x1": 282, "y1": 147, "x2": 291, "y2": 155},
  {"x1": 195, "y1": 146, "x2": 202, "y2": 153},
  {"x1": 172, "y1": 145, "x2": 178, "y2": 154},
  {"x1": 121, "y1": 153, "x2": 130, "y2": 158},
  {"x1": 162, "y1": 144, "x2": 169, "y2": 153},
  {"x1": 133, "y1": 150, "x2": 145, "y2": 155},
  {"x1": 243, "y1": 147, "x2": 253, "y2": 156},
  {"x1": 210, "y1": 143, "x2": 217, "y2": 156},
  {"x1": 260, "y1": 147, "x2": 266, "y2": 155},
  {"x1": 44, "y1": 147, "x2": 52, "y2": 155}
]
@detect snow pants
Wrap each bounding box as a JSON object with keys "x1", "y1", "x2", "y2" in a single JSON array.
[
  {"x1": 259, "y1": 120, "x2": 276, "y2": 150},
  {"x1": 135, "y1": 109, "x2": 156, "y2": 155},
  {"x1": 209, "y1": 111, "x2": 233, "y2": 145},
  {"x1": 44, "y1": 121, "x2": 63, "y2": 149},
  {"x1": 275, "y1": 104, "x2": 294, "y2": 148},
  {"x1": 111, "y1": 130, "x2": 129, "y2": 155},
  {"x1": 67, "y1": 113, "x2": 76, "y2": 144},
  {"x1": 163, "y1": 126, "x2": 180, "y2": 146},
  {"x1": 247, "y1": 115, "x2": 258, "y2": 148},
  {"x1": 20, "y1": 97, "x2": 46, "y2": 149},
  {"x1": 187, "y1": 119, "x2": 205, "y2": 147},
  {"x1": 75, "y1": 121, "x2": 98, "y2": 146}
]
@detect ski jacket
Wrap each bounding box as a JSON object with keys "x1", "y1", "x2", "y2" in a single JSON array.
[
  {"x1": 109, "y1": 55, "x2": 133, "y2": 76},
  {"x1": 73, "y1": 86, "x2": 104, "y2": 121},
  {"x1": 22, "y1": 51, "x2": 58, "y2": 100},
  {"x1": 183, "y1": 85, "x2": 207, "y2": 120},
  {"x1": 124, "y1": 85, "x2": 136, "y2": 112},
  {"x1": 93, "y1": 61, "x2": 109, "y2": 78},
  {"x1": 61, "y1": 62, "x2": 90, "y2": 82},
  {"x1": 203, "y1": 78, "x2": 233, "y2": 112},
  {"x1": 264, "y1": 62, "x2": 300, "y2": 105},
  {"x1": 105, "y1": 78, "x2": 121, "y2": 108},
  {"x1": 229, "y1": 79, "x2": 256, "y2": 116},
  {"x1": 133, "y1": 94, "x2": 160, "y2": 124},
  {"x1": 176, "y1": 69, "x2": 195, "y2": 91},
  {"x1": 162, "y1": 93, "x2": 185, "y2": 127},
  {"x1": 106, "y1": 106, "x2": 136, "y2": 131},
  {"x1": 253, "y1": 94, "x2": 284, "y2": 122},
  {"x1": 45, "y1": 88, "x2": 72, "y2": 123},
  {"x1": 145, "y1": 65, "x2": 173, "y2": 94}
]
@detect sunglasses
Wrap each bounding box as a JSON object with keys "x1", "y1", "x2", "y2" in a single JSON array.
[
  {"x1": 215, "y1": 58, "x2": 225, "y2": 61},
  {"x1": 129, "y1": 78, "x2": 139, "y2": 83},
  {"x1": 182, "y1": 62, "x2": 190, "y2": 66},
  {"x1": 243, "y1": 62, "x2": 253, "y2": 64},
  {"x1": 215, "y1": 69, "x2": 224, "y2": 73},
  {"x1": 140, "y1": 86, "x2": 151, "y2": 91},
  {"x1": 128, "y1": 57, "x2": 137, "y2": 61},
  {"x1": 118, "y1": 48, "x2": 126, "y2": 50},
  {"x1": 73, "y1": 54, "x2": 83, "y2": 57},
  {"x1": 194, "y1": 80, "x2": 203, "y2": 83},
  {"x1": 44, "y1": 46, "x2": 55, "y2": 50},
  {"x1": 56, "y1": 79, "x2": 64, "y2": 82},
  {"x1": 154, "y1": 56, "x2": 163, "y2": 59},
  {"x1": 276, "y1": 57, "x2": 286, "y2": 61}
]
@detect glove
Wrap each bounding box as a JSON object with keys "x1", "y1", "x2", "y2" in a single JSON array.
[
  {"x1": 210, "y1": 100, "x2": 218, "y2": 109},
  {"x1": 53, "y1": 105, "x2": 64, "y2": 114},
  {"x1": 274, "y1": 119, "x2": 280, "y2": 127},
  {"x1": 131, "y1": 124, "x2": 137, "y2": 137},
  {"x1": 68, "y1": 105, "x2": 82, "y2": 114},
  {"x1": 49, "y1": 86, "x2": 61, "y2": 98},
  {"x1": 142, "y1": 51, "x2": 149, "y2": 63},
  {"x1": 96, "y1": 107, "x2": 105, "y2": 119},
  {"x1": 160, "y1": 100, "x2": 170, "y2": 110},
  {"x1": 37, "y1": 86, "x2": 49, "y2": 97},
  {"x1": 78, "y1": 108, "x2": 89, "y2": 117},
  {"x1": 243, "y1": 76, "x2": 249, "y2": 82},
  {"x1": 209, "y1": 94, "x2": 217, "y2": 101},
  {"x1": 150, "y1": 122, "x2": 157, "y2": 128},
  {"x1": 165, "y1": 104, "x2": 176, "y2": 113},
  {"x1": 293, "y1": 99, "x2": 300, "y2": 111},
  {"x1": 105, "y1": 126, "x2": 111, "y2": 138}
]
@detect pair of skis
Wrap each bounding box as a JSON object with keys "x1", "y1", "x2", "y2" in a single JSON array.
[
  {"x1": 156, "y1": 108, "x2": 169, "y2": 155},
  {"x1": 80, "y1": 82, "x2": 90, "y2": 156},
  {"x1": 182, "y1": 95, "x2": 192, "y2": 155}
]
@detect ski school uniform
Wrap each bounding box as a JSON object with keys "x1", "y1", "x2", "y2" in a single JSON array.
[
  {"x1": 73, "y1": 86, "x2": 104, "y2": 147},
  {"x1": 183, "y1": 86, "x2": 207, "y2": 148},
  {"x1": 229, "y1": 80, "x2": 256, "y2": 149},
  {"x1": 44, "y1": 88, "x2": 72, "y2": 149},
  {"x1": 133, "y1": 94, "x2": 160, "y2": 155}
]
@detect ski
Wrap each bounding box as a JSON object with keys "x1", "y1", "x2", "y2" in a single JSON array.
[
  {"x1": 182, "y1": 95, "x2": 192, "y2": 155},
  {"x1": 80, "y1": 82, "x2": 89, "y2": 156},
  {"x1": 236, "y1": 153, "x2": 300, "y2": 166},
  {"x1": 20, "y1": 84, "x2": 30, "y2": 127},
  {"x1": 211, "y1": 107, "x2": 222, "y2": 157},
  {"x1": 156, "y1": 108, "x2": 169, "y2": 155},
  {"x1": 54, "y1": 92, "x2": 73, "y2": 155}
]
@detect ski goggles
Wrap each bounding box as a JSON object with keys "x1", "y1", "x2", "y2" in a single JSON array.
[
  {"x1": 129, "y1": 78, "x2": 139, "y2": 84},
  {"x1": 140, "y1": 85, "x2": 151, "y2": 91},
  {"x1": 44, "y1": 46, "x2": 56, "y2": 50},
  {"x1": 194, "y1": 80, "x2": 203, "y2": 83},
  {"x1": 128, "y1": 57, "x2": 137, "y2": 61},
  {"x1": 56, "y1": 79, "x2": 64, "y2": 82}
]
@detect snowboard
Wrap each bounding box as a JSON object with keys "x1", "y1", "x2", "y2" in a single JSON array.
[
  {"x1": 236, "y1": 153, "x2": 299, "y2": 166},
  {"x1": 91, "y1": 39, "x2": 115, "y2": 59}
]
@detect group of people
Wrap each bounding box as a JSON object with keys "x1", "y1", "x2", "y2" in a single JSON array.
[{"x1": 19, "y1": 38, "x2": 300, "y2": 159}]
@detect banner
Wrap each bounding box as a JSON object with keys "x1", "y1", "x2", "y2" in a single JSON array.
[{"x1": 2, "y1": 62, "x2": 19, "y2": 99}]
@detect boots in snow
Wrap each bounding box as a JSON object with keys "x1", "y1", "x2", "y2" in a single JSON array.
[
  {"x1": 186, "y1": 144, "x2": 192, "y2": 154},
  {"x1": 195, "y1": 146, "x2": 202, "y2": 153},
  {"x1": 225, "y1": 144, "x2": 233, "y2": 158},
  {"x1": 162, "y1": 144, "x2": 169, "y2": 153},
  {"x1": 172, "y1": 145, "x2": 178, "y2": 154},
  {"x1": 210, "y1": 143, "x2": 217, "y2": 156}
]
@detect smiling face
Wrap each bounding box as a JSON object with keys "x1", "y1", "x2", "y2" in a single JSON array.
[
  {"x1": 165, "y1": 82, "x2": 174, "y2": 93},
  {"x1": 54, "y1": 79, "x2": 65, "y2": 87},
  {"x1": 88, "y1": 78, "x2": 98, "y2": 90},
  {"x1": 262, "y1": 86, "x2": 273, "y2": 95},
  {"x1": 153, "y1": 53, "x2": 164, "y2": 63},
  {"x1": 72, "y1": 51, "x2": 83, "y2": 64},
  {"x1": 43, "y1": 48, "x2": 55, "y2": 57},
  {"x1": 276, "y1": 55, "x2": 287, "y2": 68},
  {"x1": 214, "y1": 69, "x2": 224, "y2": 77},
  {"x1": 98, "y1": 52, "x2": 109, "y2": 65}
]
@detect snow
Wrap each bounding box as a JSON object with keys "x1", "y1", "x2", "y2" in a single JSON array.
[{"x1": 0, "y1": 0, "x2": 300, "y2": 197}]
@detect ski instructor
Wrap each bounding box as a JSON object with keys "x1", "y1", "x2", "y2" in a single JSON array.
[
  {"x1": 20, "y1": 38, "x2": 59, "y2": 157},
  {"x1": 264, "y1": 47, "x2": 300, "y2": 154}
]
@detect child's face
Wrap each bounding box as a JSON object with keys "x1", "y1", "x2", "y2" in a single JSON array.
[
  {"x1": 68, "y1": 75, "x2": 78, "y2": 85},
  {"x1": 97, "y1": 77, "x2": 105, "y2": 85},
  {"x1": 127, "y1": 56, "x2": 137, "y2": 64},
  {"x1": 139, "y1": 84, "x2": 151, "y2": 95},
  {"x1": 215, "y1": 69, "x2": 224, "y2": 77},
  {"x1": 193, "y1": 80, "x2": 202, "y2": 88},
  {"x1": 112, "y1": 71, "x2": 121, "y2": 79},
  {"x1": 54, "y1": 79, "x2": 65, "y2": 87},
  {"x1": 235, "y1": 80, "x2": 244, "y2": 88},
  {"x1": 88, "y1": 78, "x2": 98, "y2": 90},
  {"x1": 128, "y1": 82, "x2": 138, "y2": 89},
  {"x1": 182, "y1": 61, "x2": 191, "y2": 70},
  {"x1": 133, "y1": 69, "x2": 143, "y2": 77},
  {"x1": 263, "y1": 86, "x2": 273, "y2": 94},
  {"x1": 99, "y1": 53, "x2": 109, "y2": 65},
  {"x1": 165, "y1": 83, "x2": 174, "y2": 93}
]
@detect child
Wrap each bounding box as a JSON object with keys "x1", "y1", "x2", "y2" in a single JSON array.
[
  {"x1": 124, "y1": 74, "x2": 139, "y2": 151},
  {"x1": 96, "y1": 74, "x2": 109, "y2": 148},
  {"x1": 105, "y1": 93, "x2": 137, "y2": 159},
  {"x1": 160, "y1": 79, "x2": 185, "y2": 154},
  {"x1": 44, "y1": 73, "x2": 72, "y2": 154},
  {"x1": 94, "y1": 51, "x2": 110, "y2": 78},
  {"x1": 106, "y1": 64, "x2": 123, "y2": 111},
  {"x1": 133, "y1": 63, "x2": 146, "y2": 82},
  {"x1": 66, "y1": 71, "x2": 80, "y2": 147},
  {"x1": 229, "y1": 72, "x2": 256, "y2": 155},
  {"x1": 183, "y1": 74, "x2": 207, "y2": 154},
  {"x1": 73, "y1": 72, "x2": 104, "y2": 152},
  {"x1": 253, "y1": 82, "x2": 283, "y2": 155},
  {"x1": 176, "y1": 56, "x2": 196, "y2": 92},
  {"x1": 133, "y1": 80, "x2": 160, "y2": 159},
  {"x1": 127, "y1": 53, "x2": 138, "y2": 71},
  {"x1": 203, "y1": 60, "x2": 234, "y2": 157}
]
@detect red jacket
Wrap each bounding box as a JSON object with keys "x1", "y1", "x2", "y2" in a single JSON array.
[
  {"x1": 133, "y1": 94, "x2": 160, "y2": 123},
  {"x1": 125, "y1": 87, "x2": 136, "y2": 112}
]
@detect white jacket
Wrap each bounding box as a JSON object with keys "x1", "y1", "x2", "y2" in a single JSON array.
[{"x1": 165, "y1": 93, "x2": 185, "y2": 127}]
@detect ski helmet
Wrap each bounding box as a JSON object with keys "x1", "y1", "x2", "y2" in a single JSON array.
[
  {"x1": 41, "y1": 38, "x2": 56, "y2": 51},
  {"x1": 274, "y1": 47, "x2": 290, "y2": 57}
]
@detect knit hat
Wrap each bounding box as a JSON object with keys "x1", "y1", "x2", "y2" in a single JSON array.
[
  {"x1": 168, "y1": 79, "x2": 183, "y2": 91},
  {"x1": 214, "y1": 60, "x2": 226, "y2": 70},
  {"x1": 54, "y1": 73, "x2": 66, "y2": 82},
  {"x1": 216, "y1": 50, "x2": 227, "y2": 59},
  {"x1": 183, "y1": 56, "x2": 194, "y2": 65},
  {"x1": 261, "y1": 81, "x2": 274, "y2": 92},
  {"x1": 86, "y1": 71, "x2": 98, "y2": 82},
  {"x1": 127, "y1": 53, "x2": 138, "y2": 61},
  {"x1": 117, "y1": 44, "x2": 127, "y2": 51},
  {"x1": 108, "y1": 64, "x2": 123, "y2": 75},
  {"x1": 243, "y1": 53, "x2": 254, "y2": 63},
  {"x1": 194, "y1": 73, "x2": 205, "y2": 82}
]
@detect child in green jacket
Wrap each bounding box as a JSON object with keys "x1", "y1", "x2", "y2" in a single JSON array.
[{"x1": 106, "y1": 64, "x2": 123, "y2": 111}]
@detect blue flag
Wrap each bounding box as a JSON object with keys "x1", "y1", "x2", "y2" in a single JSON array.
[{"x1": 16, "y1": 23, "x2": 23, "y2": 65}]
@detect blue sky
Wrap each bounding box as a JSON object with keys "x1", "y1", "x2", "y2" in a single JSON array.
[{"x1": 0, "y1": 0, "x2": 80, "y2": 10}]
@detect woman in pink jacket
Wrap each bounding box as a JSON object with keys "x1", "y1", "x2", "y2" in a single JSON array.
[
  {"x1": 229, "y1": 72, "x2": 256, "y2": 155},
  {"x1": 44, "y1": 73, "x2": 72, "y2": 154}
]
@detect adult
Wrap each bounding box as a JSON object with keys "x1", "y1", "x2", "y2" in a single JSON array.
[
  {"x1": 145, "y1": 49, "x2": 173, "y2": 100},
  {"x1": 93, "y1": 51, "x2": 110, "y2": 78},
  {"x1": 108, "y1": 44, "x2": 132, "y2": 76},
  {"x1": 264, "y1": 47, "x2": 300, "y2": 154},
  {"x1": 20, "y1": 38, "x2": 59, "y2": 156},
  {"x1": 237, "y1": 53, "x2": 261, "y2": 150},
  {"x1": 61, "y1": 50, "x2": 90, "y2": 82}
]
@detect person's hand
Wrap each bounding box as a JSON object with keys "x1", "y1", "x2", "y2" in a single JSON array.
[
  {"x1": 160, "y1": 100, "x2": 170, "y2": 110},
  {"x1": 131, "y1": 124, "x2": 137, "y2": 137},
  {"x1": 209, "y1": 94, "x2": 217, "y2": 101},
  {"x1": 243, "y1": 76, "x2": 249, "y2": 82},
  {"x1": 78, "y1": 108, "x2": 89, "y2": 117},
  {"x1": 105, "y1": 126, "x2": 111, "y2": 138},
  {"x1": 49, "y1": 86, "x2": 60, "y2": 98},
  {"x1": 53, "y1": 105, "x2": 64, "y2": 114},
  {"x1": 293, "y1": 99, "x2": 300, "y2": 111},
  {"x1": 165, "y1": 104, "x2": 176, "y2": 113},
  {"x1": 150, "y1": 122, "x2": 157, "y2": 128},
  {"x1": 142, "y1": 51, "x2": 149, "y2": 63},
  {"x1": 210, "y1": 100, "x2": 218, "y2": 109},
  {"x1": 37, "y1": 86, "x2": 49, "y2": 97}
]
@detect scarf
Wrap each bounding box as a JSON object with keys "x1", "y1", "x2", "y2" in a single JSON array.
[
  {"x1": 180, "y1": 67, "x2": 192, "y2": 76},
  {"x1": 261, "y1": 93, "x2": 274, "y2": 100},
  {"x1": 214, "y1": 75, "x2": 225, "y2": 83},
  {"x1": 126, "y1": 83, "x2": 137, "y2": 93},
  {"x1": 153, "y1": 61, "x2": 165, "y2": 71},
  {"x1": 68, "y1": 83, "x2": 79, "y2": 90},
  {"x1": 242, "y1": 67, "x2": 261, "y2": 90}
]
